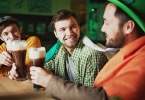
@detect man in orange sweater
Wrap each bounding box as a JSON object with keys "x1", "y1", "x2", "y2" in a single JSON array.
[
  {"x1": 11, "y1": 0, "x2": 145, "y2": 100},
  {"x1": 0, "y1": 16, "x2": 41, "y2": 76}
]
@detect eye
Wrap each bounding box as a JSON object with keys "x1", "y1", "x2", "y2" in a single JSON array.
[
  {"x1": 71, "y1": 25, "x2": 77, "y2": 29},
  {"x1": 59, "y1": 28, "x2": 65, "y2": 32},
  {"x1": 12, "y1": 29, "x2": 19, "y2": 33},
  {"x1": 103, "y1": 20, "x2": 109, "y2": 26},
  {"x1": 2, "y1": 32, "x2": 8, "y2": 36}
]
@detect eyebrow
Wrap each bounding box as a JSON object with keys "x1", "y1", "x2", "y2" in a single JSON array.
[
  {"x1": 2, "y1": 27, "x2": 19, "y2": 34},
  {"x1": 12, "y1": 27, "x2": 19, "y2": 30},
  {"x1": 59, "y1": 27, "x2": 65, "y2": 31},
  {"x1": 72, "y1": 23, "x2": 78, "y2": 26}
]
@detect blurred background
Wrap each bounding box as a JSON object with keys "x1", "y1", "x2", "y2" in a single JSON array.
[{"x1": 0, "y1": 0, "x2": 107, "y2": 51}]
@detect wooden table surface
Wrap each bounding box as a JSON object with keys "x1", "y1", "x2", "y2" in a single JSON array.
[{"x1": 0, "y1": 77, "x2": 54, "y2": 100}]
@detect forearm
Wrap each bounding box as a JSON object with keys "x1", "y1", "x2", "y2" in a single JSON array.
[{"x1": 46, "y1": 76, "x2": 109, "y2": 100}]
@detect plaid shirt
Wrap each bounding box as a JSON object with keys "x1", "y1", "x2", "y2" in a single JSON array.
[{"x1": 44, "y1": 42, "x2": 108, "y2": 86}]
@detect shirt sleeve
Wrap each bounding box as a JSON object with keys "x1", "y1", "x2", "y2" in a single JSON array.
[
  {"x1": 45, "y1": 76, "x2": 109, "y2": 100},
  {"x1": 0, "y1": 43, "x2": 6, "y2": 53}
]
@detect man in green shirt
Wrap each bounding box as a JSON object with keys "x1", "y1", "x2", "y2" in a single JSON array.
[{"x1": 44, "y1": 9, "x2": 108, "y2": 86}]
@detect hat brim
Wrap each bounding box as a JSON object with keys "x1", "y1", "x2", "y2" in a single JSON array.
[{"x1": 108, "y1": 0, "x2": 145, "y2": 32}]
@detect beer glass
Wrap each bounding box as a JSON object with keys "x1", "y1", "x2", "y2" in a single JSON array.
[
  {"x1": 7, "y1": 39, "x2": 27, "y2": 81},
  {"x1": 29, "y1": 47, "x2": 46, "y2": 91}
]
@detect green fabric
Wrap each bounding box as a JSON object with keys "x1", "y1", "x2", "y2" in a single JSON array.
[
  {"x1": 45, "y1": 40, "x2": 61, "y2": 62},
  {"x1": 45, "y1": 31, "x2": 84, "y2": 62},
  {"x1": 44, "y1": 42, "x2": 108, "y2": 86}
]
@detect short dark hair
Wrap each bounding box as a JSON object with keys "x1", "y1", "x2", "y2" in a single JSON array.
[
  {"x1": 0, "y1": 20, "x2": 20, "y2": 35},
  {"x1": 114, "y1": 6, "x2": 144, "y2": 36},
  {"x1": 50, "y1": 9, "x2": 79, "y2": 30}
]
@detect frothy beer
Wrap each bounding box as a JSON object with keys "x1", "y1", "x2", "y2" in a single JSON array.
[
  {"x1": 7, "y1": 40, "x2": 27, "y2": 81},
  {"x1": 29, "y1": 47, "x2": 45, "y2": 67},
  {"x1": 29, "y1": 47, "x2": 46, "y2": 91}
]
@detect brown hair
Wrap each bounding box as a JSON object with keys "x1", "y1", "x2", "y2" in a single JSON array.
[
  {"x1": 0, "y1": 20, "x2": 20, "y2": 35},
  {"x1": 50, "y1": 9, "x2": 80, "y2": 30}
]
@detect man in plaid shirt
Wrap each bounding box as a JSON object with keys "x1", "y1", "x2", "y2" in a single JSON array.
[{"x1": 44, "y1": 9, "x2": 108, "y2": 86}]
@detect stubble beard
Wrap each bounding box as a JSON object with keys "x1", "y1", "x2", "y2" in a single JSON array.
[{"x1": 106, "y1": 31, "x2": 125, "y2": 48}]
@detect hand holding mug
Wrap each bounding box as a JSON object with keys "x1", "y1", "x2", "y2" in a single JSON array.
[{"x1": 30, "y1": 66, "x2": 53, "y2": 88}]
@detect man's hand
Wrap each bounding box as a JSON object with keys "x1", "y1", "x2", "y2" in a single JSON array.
[
  {"x1": 0, "y1": 51, "x2": 14, "y2": 66},
  {"x1": 9, "y1": 63, "x2": 18, "y2": 80},
  {"x1": 30, "y1": 66, "x2": 53, "y2": 87}
]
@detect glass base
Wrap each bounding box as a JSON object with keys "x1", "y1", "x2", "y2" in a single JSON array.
[
  {"x1": 34, "y1": 87, "x2": 45, "y2": 92},
  {"x1": 16, "y1": 77, "x2": 27, "y2": 81}
]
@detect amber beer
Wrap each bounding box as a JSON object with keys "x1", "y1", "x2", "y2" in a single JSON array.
[
  {"x1": 29, "y1": 47, "x2": 46, "y2": 91},
  {"x1": 8, "y1": 40, "x2": 27, "y2": 81}
]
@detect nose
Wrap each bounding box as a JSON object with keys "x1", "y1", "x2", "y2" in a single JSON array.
[
  {"x1": 8, "y1": 32, "x2": 16, "y2": 39},
  {"x1": 66, "y1": 28, "x2": 73, "y2": 36},
  {"x1": 101, "y1": 24, "x2": 105, "y2": 33}
]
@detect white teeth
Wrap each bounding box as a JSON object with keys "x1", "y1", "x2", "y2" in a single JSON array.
[{"x1": 67, "y1": 37, "x2": 75, "y2": 41}]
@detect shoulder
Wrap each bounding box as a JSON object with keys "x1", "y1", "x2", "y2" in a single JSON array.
[
  {"x1": 26, "y1": 36, "x2": 40, "y2": 41},
  {"x1": 79, "y1": 42, "x2": 102, "y2": 55},
  {"x1": 74, "y1": 42, "x2": 106, "y2": 59},
  {"x1": 26, "y1": 36, "x2": 41, "y2": 44},
  {"x1": 0, "y1": 42, "x2": 6, "y2": 52},
  {"x1": 1, "y1": 42, "x2": 6, "y2": 47},
  {"x1": 25, "y1": 36, "x2": 41, "y2": 47}
]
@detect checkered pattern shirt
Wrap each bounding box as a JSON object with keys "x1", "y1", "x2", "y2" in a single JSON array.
[{"x1": 44, "y1": 42, "x2": 108, "y2": 86}]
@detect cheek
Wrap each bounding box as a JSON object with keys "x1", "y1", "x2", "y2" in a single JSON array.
[
  {"x1": 57, "y1": 34, "x2": 64, "y2": 40},
  {"x1": 2, "y1": 37, "x2": 7, "y2": 42},
  {"x1": 18, "y1": 33, "x2": 21, "y2": 38},
  {"x1": 108, "y1": 26, "x2": 118, "y2": 37}
]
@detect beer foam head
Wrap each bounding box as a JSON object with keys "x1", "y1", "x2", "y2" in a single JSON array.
[
  {"x1": 6, "y1": 39, "x2": 27, "y2": 51},
  {"x1": 11, "y1": 40, "x2": 27, "y2": 51},
  {"x1": 6, "y1": 39, "x2": 12, "y2": 50},
  {"x1": 29, "y1": 47, "x2": 46, "y2": 59}
]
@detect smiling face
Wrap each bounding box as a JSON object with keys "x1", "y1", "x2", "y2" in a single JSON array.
[
  {"x1": 101, "y1": 3, "x2": 125, "y2": 48},
  {"x1": 54, "y1": 16, "x2": 80, "y2": 50},
  {"x1": 0, "y1": 23, "x2": 21, "y2": 42}
]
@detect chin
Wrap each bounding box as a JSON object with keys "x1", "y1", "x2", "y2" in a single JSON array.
[{"x1": 66, "y1": 43, "x2": 76, "y2": 48}]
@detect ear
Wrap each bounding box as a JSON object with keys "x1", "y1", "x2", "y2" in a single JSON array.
[
  {"x1": 54, "y1": 30, "x2": 58, "y2": 38},
  {"x1": 123, "y1": 20, "x2": 135, "y2": 35}
]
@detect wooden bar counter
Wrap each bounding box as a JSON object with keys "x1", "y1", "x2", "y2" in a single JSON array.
[{"x1": 0, "y1": 77, "x2": 54, "y2": 100}]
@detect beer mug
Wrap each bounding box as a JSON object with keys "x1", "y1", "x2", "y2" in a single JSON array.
[
  {"x1": 6, "y1": 39, "x2": 27, "y2": 81},
  {"x1": 29, "y1": 47, "x2": 46, "y2": 91}
]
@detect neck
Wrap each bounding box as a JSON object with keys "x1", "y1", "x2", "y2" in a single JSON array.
[
  {"x1": 122, "y1": 31, "x2": 144, "y2": 48},
  {"x1": 65, "y1": 46, "x2": 75, "y2": 55}
]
